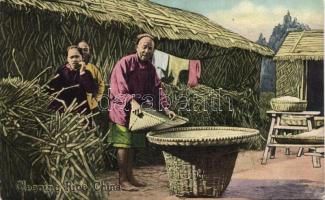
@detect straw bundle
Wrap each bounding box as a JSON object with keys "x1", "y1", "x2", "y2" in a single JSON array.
[{"x1": 0, "y1": 77, "x2": 105, "y2": 199}]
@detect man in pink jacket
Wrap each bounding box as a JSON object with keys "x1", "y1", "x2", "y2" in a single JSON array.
[{"x1": 108, "y1": 34, "x2": 176, "y2": 191}]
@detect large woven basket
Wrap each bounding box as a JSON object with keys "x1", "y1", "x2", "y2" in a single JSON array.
[
  {"x1": 147, "y1": 126, "x2": 259, "y2": 197},
  {"x1": 270, "y1": 98, "x2": 307, "y2": 112},
  {"x1": 128, "y1": 109, "x2": 188, "y2": 131}
]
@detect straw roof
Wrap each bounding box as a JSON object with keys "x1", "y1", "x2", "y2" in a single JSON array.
[
  {"x1": 274, "y1": 29, "x2": 324, "y2": 61},
  {"x1": 1, "y1": 0, "x2": 273, "y2": 56}
]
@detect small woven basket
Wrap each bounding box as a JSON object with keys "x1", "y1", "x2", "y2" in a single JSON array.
[
  {"x1": 147, "y1": 126, "x2": 259, "y2": 197},
  {"x1": 270, "y1": 98, "x2": 307, "y2": 112}
]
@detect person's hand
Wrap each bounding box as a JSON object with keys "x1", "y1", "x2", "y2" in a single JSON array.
[
  {"x1": 131, "y1": 99, "x2": 142, "y2": 116},
  {"x1": 164, "y1": 109, "x2": 176, "y2": 120},
  {"x1": 79, "y1": 61, "x2": 86, "y2": 75}
]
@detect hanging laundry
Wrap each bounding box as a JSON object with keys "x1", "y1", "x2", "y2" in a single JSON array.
[
  {"x1": 152, "y1": 50, "x2": 169, "y2": 79},
  {"x1": 168, "y1": 55, "x2": 189, "y2": 85},
  {"x1": 187, "y1": 60, "x2": 201, "y2": 87}
]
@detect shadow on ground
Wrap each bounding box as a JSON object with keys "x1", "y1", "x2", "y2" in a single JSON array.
[{"x1": 223, "y1": 179, "x2": 324, "y2": 199}]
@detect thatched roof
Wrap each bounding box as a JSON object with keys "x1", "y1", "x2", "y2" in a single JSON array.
[
  {"x1": 1, "y1": 0, "x2": 273, "y2": 56},
  {"x1": 274, "y1": 29, "x2": 324, "y2": 61}
]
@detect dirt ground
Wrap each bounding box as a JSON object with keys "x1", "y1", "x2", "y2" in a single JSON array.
[{"x1": 101, "y1": 148, "x2": 324, "y2": 200}]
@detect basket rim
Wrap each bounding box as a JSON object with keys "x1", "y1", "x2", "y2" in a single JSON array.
[
  {"x1": 270, "y1": 98, "x2": 307, "y2": 112},
  {"x1": 270, "y1": 98, "x2": 307, "y2": 103},
  {"x1": 146, "y1": 126, "x2": 259, "y2": 146}
]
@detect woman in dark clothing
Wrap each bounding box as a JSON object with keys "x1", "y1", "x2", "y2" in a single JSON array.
[{"x1": 48, "y1": 45, "x2": 96, "y2": 114}]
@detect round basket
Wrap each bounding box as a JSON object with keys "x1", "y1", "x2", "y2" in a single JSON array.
[
  {"x1": 146, "y1": 126, "x2": 259, "y2": 197},
  {"x1": 147, "y1": 126, "x2": 259, "y2": 146},
  {"x1": 270, "y1": 98, "x2": 307, "y2": 112}
]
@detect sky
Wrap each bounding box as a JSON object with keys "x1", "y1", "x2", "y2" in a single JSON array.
[{"x1": 150, "y1": 0, "x2": 324, "y2": 42}]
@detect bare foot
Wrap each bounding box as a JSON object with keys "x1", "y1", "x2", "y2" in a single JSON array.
[
  {"x1": 120, "y1": 181, "x2": 139, "y2": 191},
  {"x1": 129, "y1": 178, "x2": 147, "y2": 187}
]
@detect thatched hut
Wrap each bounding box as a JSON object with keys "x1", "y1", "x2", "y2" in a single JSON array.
[
  {"x1": 0, "y1": 1, "x2": 274, "y2": 199},
  {"x1": 0, "y1": 0, "x2": 273, "y2": 93},
  {"x1": 274, "y1": 30, "x2": 324, "y2": 114}
]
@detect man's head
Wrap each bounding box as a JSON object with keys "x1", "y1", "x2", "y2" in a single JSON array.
[
  {"x1": 135, "y1": 34, "x2": 154, "y2": 61},
  {"x1": 78, "y1": 40, "x2": 91, "y2": 63},
  {"x1": 67, "y1": 45, "x2": 83, "y2": 69}
]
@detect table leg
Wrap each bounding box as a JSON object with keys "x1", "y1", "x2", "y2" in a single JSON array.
[
  {"x1": 304, "y1": 151, "x2": 323, "y2": 168},
  {"x1": 297, "y1": 147, "x2": 304, "y2": 157},
  {"x1": 283, "y1": 131, "x2": 290, "y2": 155},
  {"x1": 261, "y1": 116, "x2": 276, "y2": 164},
  {"x1": 307, "y1": 116, "x2": 315, "y2": 131},
  {"x1": 298, "y1": 117, "x2": 314, "y2": 157},
  {"x1": 285, "y1": 148, "x2": 290, "y2": 155},
  {"x1": 270, "y1": 115, "x2": 281, "y2": 159},
  {"x1": 312, "y1": 156, "x2": 321, "y2": 168}
]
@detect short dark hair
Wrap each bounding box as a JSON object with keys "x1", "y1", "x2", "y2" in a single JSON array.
[
  {"x1": 135, "y1": 33, "x2": 154, "y2": 45},
  {"x1": 78, "y1": 40, "x2": 89, "y2": 47},
  {"x1": 66, "y1": 45, "x2": 83, "y2": 56}
]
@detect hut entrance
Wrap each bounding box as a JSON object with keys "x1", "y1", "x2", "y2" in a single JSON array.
[{"x1": 306, "y1": 60, "x2": 324, "y2": 115}]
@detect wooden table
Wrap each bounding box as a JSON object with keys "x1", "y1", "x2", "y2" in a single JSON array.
[{"x1": 261, "y1": 110, "x2": 321, "y2": 165}]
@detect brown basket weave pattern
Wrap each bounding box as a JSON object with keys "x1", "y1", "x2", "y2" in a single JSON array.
[
  {"x1": 163, "y1": 145, "x2": 238, "y2": 197},
  {"x1": 129, "y1": 109, "x2": 188, "y2": 131},
  {"x1": 147, "y1": 126, "x2": 259, "y2": 146},
  {"x1": 270, "y1": 99, "x2": 307, "y2": 112},
  {"x1": 129, "y1": 111, "x2": 166, "y2": 131},
  {"x1": 147, "y1": 127, "x2": 259, "y2": 197},
  {"x1": 281, "y1": 116, "x2": 324, "y2": 127}
]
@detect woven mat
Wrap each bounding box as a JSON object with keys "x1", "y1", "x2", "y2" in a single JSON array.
[
  {"x1": 129, "y1": 109, "x2": 188, "y2": 131},
  {"x1": 147, "y1": 126, "x2": 259, "y2": 146}
]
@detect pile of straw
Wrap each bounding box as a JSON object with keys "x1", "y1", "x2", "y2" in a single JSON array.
[{"x1": 0, "y1": 77, "x2": 105, "y2": 199}]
